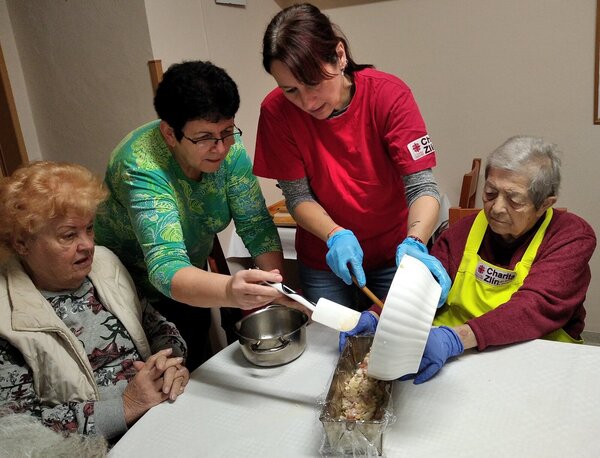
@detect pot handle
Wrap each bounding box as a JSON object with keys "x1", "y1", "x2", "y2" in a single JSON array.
[{"x1": 251, "y1": 337, "x2": 290, "y2": 353}]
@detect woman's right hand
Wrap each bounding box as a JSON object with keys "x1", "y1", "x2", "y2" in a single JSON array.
[
  {"x1": 325, "y1": 229, "x2": 366, "y2": 287},
  {"x1": 226, "y1": 269, "x2": 283, "y2": 310}
]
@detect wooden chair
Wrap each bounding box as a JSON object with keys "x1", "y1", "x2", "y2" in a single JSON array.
[
  {"x1": 449, "y1": 206, "x2": 567, "y2": 227},
  {"x1": 448, "y1": 207, "x2": 481, "y2": 226},
  {"x1": 268, "y1": 198, "x2": 297, "y2": 227},
  {"x1": 459, "y1": 158, "x2": 482, "y2": 208},
  {"x1": 443, "y1": 158, "x2": 483, "y2": 229}
]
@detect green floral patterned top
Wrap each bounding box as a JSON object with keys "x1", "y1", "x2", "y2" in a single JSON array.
[{"x1": 94, "y1": 120, "x2": 281, "y2": 304}]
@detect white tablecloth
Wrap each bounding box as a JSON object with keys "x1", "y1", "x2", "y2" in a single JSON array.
[
  {"x1": 110, "y1": 324, "x2": 600, "y2": 457},
  {"x1": 225, "y1": 227, "x2": 297, "y2": 260}
]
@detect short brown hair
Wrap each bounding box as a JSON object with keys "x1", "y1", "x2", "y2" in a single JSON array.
[
  {"x1": 0, "y1": 161, "x2": 107, "y2": 258},
  {"x1": 262, "y1": 3, "x2": 372, "y2": 85}
]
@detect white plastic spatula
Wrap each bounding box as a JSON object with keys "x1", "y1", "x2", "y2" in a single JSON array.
[{"x1": 266, "y1": 281, "x2": 361, "y2": 332}]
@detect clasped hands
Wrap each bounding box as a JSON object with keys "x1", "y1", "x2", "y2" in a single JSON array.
[{"x1": 123, "y1": 347, "x2": 190, "y2": 425}]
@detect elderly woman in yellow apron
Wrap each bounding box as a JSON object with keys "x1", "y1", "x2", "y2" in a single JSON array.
[{"x1": 341, "y1": 135, "x2": 596, "y2": 383}]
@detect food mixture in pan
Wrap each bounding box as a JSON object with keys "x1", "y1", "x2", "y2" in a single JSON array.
[{"x1": 340, "y1": 352, "x2": 387, "y2": 421}]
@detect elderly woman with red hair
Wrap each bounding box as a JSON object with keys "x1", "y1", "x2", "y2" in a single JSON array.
[{"x1": 0, "y1": 161, "x2": 189, "y2": 440}]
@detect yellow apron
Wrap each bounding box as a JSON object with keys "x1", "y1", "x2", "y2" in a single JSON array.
[{"x1": 434, "y1": 208, "x2": 579, "y2": 343}]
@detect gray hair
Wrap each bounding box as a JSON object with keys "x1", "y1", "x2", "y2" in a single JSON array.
[
  {"x1": 485, "y1": 135, "x2": 561, "y2": 209},
  {"x1": 0, "y1": 409, "x2": 107, "y2": 457}
]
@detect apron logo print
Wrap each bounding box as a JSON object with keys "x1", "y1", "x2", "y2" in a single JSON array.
[
  {"x1": 407, "y1": 135, "x2": 435, "y2": 160},
  {"x1": 475, "y1": 261, "x2": 516, "y2": 286}
]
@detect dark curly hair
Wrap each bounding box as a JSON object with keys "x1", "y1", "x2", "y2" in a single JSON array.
[
  {"x1": 262, "y1": 3, "x2": 372, "y2": 85},
  {"x1": 153, "y1": 61, "x2": 240, "y2": 140}
]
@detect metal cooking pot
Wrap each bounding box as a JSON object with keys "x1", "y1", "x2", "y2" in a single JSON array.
[{"x1": 235, "y1": 305, "x2": 309, "y2": 367}]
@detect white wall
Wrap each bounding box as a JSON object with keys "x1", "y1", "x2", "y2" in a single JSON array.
[
  {"x1": 141, "y1": 0, "x2": 280, "y2": 186},
  {"x1": 5, "y1": 0, "x2": 155, "y2": 174},
  {"x1": 144, "y1": 0, "x2": 209, "y2": 69},
  {"x1": 197, "y1": 0, "x2": 283, "y2": 203},
  {"x1": 326, "y1": 0, "x2": 600, "y2": 213},
  {"x1": 2, "y1": 0, "x2": 599, "y2": 331}
]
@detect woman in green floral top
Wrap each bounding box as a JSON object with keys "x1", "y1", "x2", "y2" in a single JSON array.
[{"x1": 95, "y1": 61, "x2": 285, "y2": 370}]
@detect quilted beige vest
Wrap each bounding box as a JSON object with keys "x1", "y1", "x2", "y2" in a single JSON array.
[{"x1": 0, "y1": 246, "x2": 151, "y2": 405}]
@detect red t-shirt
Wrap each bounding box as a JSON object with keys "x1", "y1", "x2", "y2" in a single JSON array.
[{"x1": 254, "y1": 68, "x2": 437, "y2": 270}]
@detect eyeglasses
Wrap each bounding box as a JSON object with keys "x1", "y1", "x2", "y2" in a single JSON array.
[{"x1": 183, "y1": 125, "x2": 242, "y2": 151}]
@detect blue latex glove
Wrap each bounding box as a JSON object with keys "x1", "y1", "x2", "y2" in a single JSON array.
[
  {"x1": 403, "y1": 326, "x2": 464, "y2": 384},
  {"x1": 338, "y1": 311, "x2": 379, "y2": 353},
  {"x1": 395, "y1": 237, "x2": 451, "y2": 307},
  {"x1": 326, "y1": 229, "x2": 366, "y2": 287}
]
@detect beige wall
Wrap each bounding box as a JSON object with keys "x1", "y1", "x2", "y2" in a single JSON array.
[
  {"x1": 2, "y1": 0, "x2": 599, "y2": 331},
  {"x1": 322, "y1": 0, "x2": 600, "y2": 331},
  {"x1": 4, "y1": 0, "x2": 155, "y2": 173},
  {"x1": 197, "y1": 0, "x2": 283, "y2": 203},
  {"x1": 144, "y1": 0, "x2": 209, "y2": 67}
]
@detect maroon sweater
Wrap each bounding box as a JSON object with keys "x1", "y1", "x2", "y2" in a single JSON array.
[{"x1": 431, "y1": 209, "x2": 596, "y2": 350}]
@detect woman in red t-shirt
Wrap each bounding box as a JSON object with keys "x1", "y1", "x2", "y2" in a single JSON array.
[{"x1": 254, "y1": 3, "x2": 450, "y2": 317}]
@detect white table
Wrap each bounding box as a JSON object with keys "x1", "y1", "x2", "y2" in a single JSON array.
[
  {"x1": 222, "y1": 226, "x2": 300, "y2": 290},
  {"x1": 110, "y1": 324, "x2": 600, "y2": 457},
  {"x1": 225, "y1": 226, "x2": 297, "y2": 261}
]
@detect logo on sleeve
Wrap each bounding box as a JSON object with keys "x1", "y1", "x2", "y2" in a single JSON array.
[
  {"x1": 475, "y1": 261, "x2": 516, "y2": 286},
  {"x1": 407, "y1": 135, "x2": 435, "y2": 160}
]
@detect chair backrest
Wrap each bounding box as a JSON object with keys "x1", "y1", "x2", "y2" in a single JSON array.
[
  {"x1": 448, "y1": 207, "x2": 481, "y2": 226},
  {"x1": 207, "y1": 234, "x2": 231, "y2": 275},
  {"x1": 148, "y1": 59, "x2": 163, "y2": 95},
  {"x1": 449, "y1": 206, "x2": 567, "y2": 227},
  {"x1": 459, "y1": 158, "x2": 482, "y2": 208},
  {"x1": 267, "y1": 198, "x2": 297, "y2": 227}
]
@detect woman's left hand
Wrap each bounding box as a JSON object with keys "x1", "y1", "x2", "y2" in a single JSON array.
[
  {"x1": 136, "y1": 348, "x2": 190, "y2": 401},
  {"x1": 396, "y1": 237, "x2": 451, "y2": 307},
  {"x1": 161, "y1": 363, "x2": 190, "y2": 401}
]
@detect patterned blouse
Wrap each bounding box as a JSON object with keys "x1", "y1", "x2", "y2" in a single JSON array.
[
  {"x1": 0, "y1": 278, "x2": 186, "y2": 439},
  {"x1": 94, "y1": 120, "x2": 281, "y2": 304}
]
